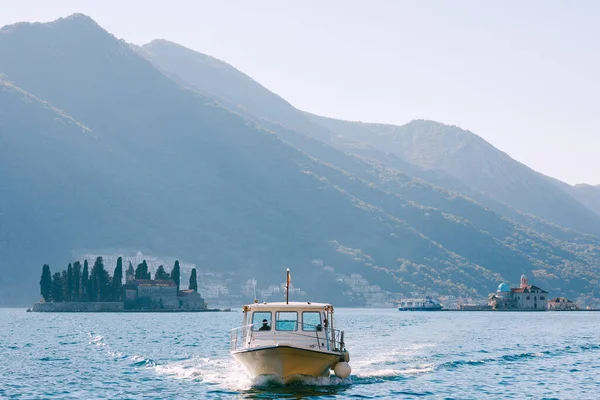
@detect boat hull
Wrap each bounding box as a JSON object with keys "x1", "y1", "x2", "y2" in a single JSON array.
[
  {"x1": 398, "y1": 306, "x2": 443, "y2": 311},
  {"x1": 232, "y1": 345, "x2": 340, "y2": 380}
]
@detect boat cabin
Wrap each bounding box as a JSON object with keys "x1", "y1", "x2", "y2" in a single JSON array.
[{"x1": 231, "y1": 301, "x2": 343, "y2": 353}]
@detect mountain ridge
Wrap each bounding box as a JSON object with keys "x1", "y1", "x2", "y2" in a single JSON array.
[{"x1": 306, "y1": 114, "x2": 600, "y2": 236}]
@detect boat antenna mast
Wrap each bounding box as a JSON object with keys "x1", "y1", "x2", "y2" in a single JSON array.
[
  {"x1": 252, "y1": 278, "x2": 258, "y2": 304},
  {"x1": 285, "y1": 268, "x2": 290, "y2": 304}
]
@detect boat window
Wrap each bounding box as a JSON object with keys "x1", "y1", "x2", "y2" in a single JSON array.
[
  {"x1": 302, "y1": 311, "x2": 322, "y2": 331},
  {"x1": 275, "y1": 311, "x2": 298, "y2": 331},
  {"x1": 252, "y1": 311, "x2": 272, "y2": 331}
]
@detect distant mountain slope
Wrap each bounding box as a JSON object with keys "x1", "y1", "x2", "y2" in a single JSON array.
[
  {"x1": 307, "y1": 116, "x2": 600, "y2": 237},
  {"x1": 570, "y1": 184, "x2": 600, "y2": 217},
  {"x1": 139, "y1": 40, "x2": 451, "y2": 185},
  {"x1": 140, "y1": 40, "x2": 598, "y2": 244},
  {"x1": 137, "y1": 37, "x2": 600, "y2": 298},
  {"x1": 544, "y1": 175, "x2": 600, "y2": 218},
  {"x1": 140, "y1": 39, "x2": 334, "y2": 140}
]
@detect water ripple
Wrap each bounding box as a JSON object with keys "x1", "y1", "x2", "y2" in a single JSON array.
[{"x1": 2, "y1": 309, "x2": 600, "y2": 398}]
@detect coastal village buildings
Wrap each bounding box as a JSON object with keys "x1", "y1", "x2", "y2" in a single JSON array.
[
  {"x1": 488, "y1": 274, "x2": 548, "y2": 310},
  {"x1": 548, "y1": 297, "x2": 579, "y2": 311}
]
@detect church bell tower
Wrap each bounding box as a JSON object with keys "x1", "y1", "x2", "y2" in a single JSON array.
[{"x1": 520, "y1": 273, "x2": 528, "y2": 288}]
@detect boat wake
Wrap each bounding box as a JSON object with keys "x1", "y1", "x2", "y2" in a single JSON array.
[
  {"x1": 154, "y1": 356, "x2": 253, "y2": 390},
  {"x1": 151, "y1": 354, "x2": 430, "y2": 392},
  {"x1": 85, "y1": 323, "x2": 600, "y2": 396},
  {"x1": 85, "y1": 331, "x2": 434, "y2": 391},
  {"x1": 152, "y1": 356, "x2": 354, "y2": 391}
]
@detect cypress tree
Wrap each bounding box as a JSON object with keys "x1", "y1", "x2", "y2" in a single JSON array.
[
  {"x1": 88, "y1": 264, "x2": 98, "y2": 302},
  {"x1": 61, "y1": 269, "x2": 69, "y2": 301},
  {"x1": 135, "y1": 260, "x2": 151, "y2": 280},
  {"x1": 111, "y1": 257, "x2": 123, "y2": 301},
  {"x1": 73, "y1": 261, "x2": 82, "y2": 301},
  {"x1": 51, "y1": 272, "x2": 64, "y2": 302},
  {"x1": 142, "y1": 260, "x2": 151, "y2": 279},
  {"x1": 154, "y1": 265, "x2": 170, "y2": 280},
  {"x1": 90, "y1": 256, "x2": 111, "y2": 301},
  {"x1": 66, "y1": 263, "x2": 73, "y2": 301},
  {"x1": 189, "y1": 268, "x2": 198, "y2": 292},
  {"x1": 171, "y1": 260, "x2": 181, "y2": 292},
  {"x1": 81, "y1": 260, "x2": 89, "y2": 300},
  {"x1": 40, "y1": 264, "x2": 52, "y2": 302},
  {"x1": 135, "y1": 263, "x2": 145, "y2": 279}
]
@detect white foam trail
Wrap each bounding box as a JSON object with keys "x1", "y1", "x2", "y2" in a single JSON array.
[
  {"x1": 87, "y1": 332, "x2": 124, "y2": 359},
  {"x1": 154, "y1": 356, "x2": 253, "y2": 391},
  {"x1": 354, "y1": 365, "x2": 434, "y2": 378},
  {"x1": 348, "y1": 341, "x2": 437, "y2": 380},
  {"x1": 352, "y1": 345, "x2": 432, "y2": 369}
]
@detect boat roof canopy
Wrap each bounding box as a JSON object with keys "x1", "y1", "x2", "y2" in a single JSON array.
[{"x1": 243, "y1": 301, "x2": 333, "y2": 312}]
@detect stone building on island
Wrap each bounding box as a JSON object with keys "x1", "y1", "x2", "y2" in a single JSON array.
[
  {"x1": 488, "y1": 274, "x2": 548, "y2": 310},
  {"x1": 124, "y1": 275, "x2": 207, "y2": 311}
]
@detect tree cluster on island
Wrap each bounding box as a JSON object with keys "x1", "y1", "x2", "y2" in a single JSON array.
[{"x1": 39, "y1": 257, "x2": 198, "y2": 303}]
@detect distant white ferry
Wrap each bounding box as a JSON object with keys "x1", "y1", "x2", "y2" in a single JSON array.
[{"x1": 397, "y1": 296, "x2": 443, "y2": 311}]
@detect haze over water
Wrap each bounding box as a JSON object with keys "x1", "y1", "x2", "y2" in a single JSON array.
[{"x1": 2, "y1": 308, "x2": 599, "y2": 399}]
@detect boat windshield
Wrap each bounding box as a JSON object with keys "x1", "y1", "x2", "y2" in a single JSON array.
[
  {"x1": 275, "y1": 311, "x2": 298, "y2": 331},
  {"x1": 302, "y1": 311, "x2": 322, "y2": 331}
]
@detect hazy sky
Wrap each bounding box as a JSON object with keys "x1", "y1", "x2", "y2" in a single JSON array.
[{"x1": 2, "y1": 1, "x2": 599, "y2": 184}]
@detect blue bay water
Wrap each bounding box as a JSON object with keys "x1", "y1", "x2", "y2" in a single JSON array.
[{"x1": 1, "y1": 308, "x2": 600, "y2": 399}]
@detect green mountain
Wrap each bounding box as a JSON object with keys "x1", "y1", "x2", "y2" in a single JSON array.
[
  {"x1": 136, "y1": 37, "x2": 600, "y2": 302},
  {"x1": 1, "y1": 15, "x2": 599, "y2": 306}
]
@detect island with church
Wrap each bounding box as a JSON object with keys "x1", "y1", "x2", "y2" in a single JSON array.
[
  {"x1": 458, "y1": 273, "x2": 580, "y2": 311},
  {"x1": 32, "y1": 256, "x2": 224, "y2": 312}
]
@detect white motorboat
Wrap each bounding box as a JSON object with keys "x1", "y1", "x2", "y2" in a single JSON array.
[{"x1": 230, "y1": 269, "x2": 351, "y2": 381}]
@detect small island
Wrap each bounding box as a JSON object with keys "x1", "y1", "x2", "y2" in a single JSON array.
[{"x1": 33, "y1": 256, "x2": 224, "y2": 312}]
